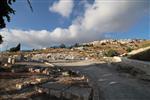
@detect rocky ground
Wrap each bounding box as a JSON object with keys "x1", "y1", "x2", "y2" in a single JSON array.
[
  {"x1": 0, "y1": 62, "x2": 92, "y2": 100},
  {"x1": 1, "y1": 57, "x2": 150, "y2": 100},
  {"x1": 0, "y1": 39, "x2": 150, "y2": 100}
]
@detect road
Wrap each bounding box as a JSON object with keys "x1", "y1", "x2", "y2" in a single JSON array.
[{"x1": 62, "y1": 63, "x2": 150, "y2": 100}]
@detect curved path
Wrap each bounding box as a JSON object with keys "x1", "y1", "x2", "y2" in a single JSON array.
[{"x1": 63, "y1": 63, "x2": 150, "y2": 100}]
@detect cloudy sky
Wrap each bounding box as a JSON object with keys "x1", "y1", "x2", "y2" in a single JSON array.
[{"x1": 0, "y1": 0, "x2": 150, "y2": 50}]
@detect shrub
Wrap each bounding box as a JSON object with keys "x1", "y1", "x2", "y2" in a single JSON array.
[
  {"x1": 59, "y1": 43, "x2": 66, "y2": 48},
  {"x1": 126, "y1": 47, "x2": 133, "y2": 52},
  {"x1": 105, "y1": 49, "x2": 119, "y2": 57}
]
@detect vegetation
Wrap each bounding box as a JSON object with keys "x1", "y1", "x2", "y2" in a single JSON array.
[
  {"x1": 105, "y1": 49, "x2": 119, "y2": 57},
  {"x1": 0, "y1": 0, "x2": 16, "y2": 44},
  {"x1": 139, "y1": 41, "x2": 150, "y2": 48},
  {"x1": 126, "y1": 47, "x2": 133, "y2": 52},
  {"x1": 10, "y1": 43, "x2": 21, "y2": 52},
  {"x1": 74, "y1": 43, "x2": 80, "y2": 47},
  {"x1": 59, "y1": 43, "x2": 66, "y2": 48},
  {"x1": 0, "y1": 0, "x2": 16, "y2": 29},
  {"x1": 0, "y1": 35, "x2": 3, "y2": 44},
  {"x1": 0, "y1": 0, "x2": 32, "y2": 44}
]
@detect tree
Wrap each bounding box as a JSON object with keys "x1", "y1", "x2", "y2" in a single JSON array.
[
  {"x1": 59, "y1": 43, "x2": 66, "y2": 48},
  {"x1": 0, "y1": 0, "x2": 16, "y2": 44},
  {"x1": 0, "y1": 0, "x2": 33, "y2": 29},
  {"x1": 0, "y1": 0, "x2": 16, "y2": 29},
  {"x1": 0, "y1": 0, "x2": 32, "y2": 44},
  {"x1": 9, "y1": 43, "x2": 21, "y2": 52},
  {"x1": 0, "y1": 35, "x2": 3, "y2": 44},
  {"x1": 74, "y1": 43, "x2": 79, "y2": 47}
]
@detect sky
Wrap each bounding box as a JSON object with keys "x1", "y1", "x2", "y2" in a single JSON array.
[{"x1": 0, "y1": 0, "x2": 150, "y2": 50}]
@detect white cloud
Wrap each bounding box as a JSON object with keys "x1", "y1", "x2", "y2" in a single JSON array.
[
  {"x1": 49, "y1": 0, "x2": 74, "y2": 17},
  {"x1": 1, "y1": 0, "x2": 149, "y2": 50},
  {"x1": 1, "y1": 29, "x2": 52, "y2": 49},
  {"x1": 83, "y1": 0, "x2": 149, "y2": 32}
]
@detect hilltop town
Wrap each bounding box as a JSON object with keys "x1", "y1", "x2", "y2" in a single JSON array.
[{"x1": 1, "y1": 39, "x2": 149, "y2": 61}]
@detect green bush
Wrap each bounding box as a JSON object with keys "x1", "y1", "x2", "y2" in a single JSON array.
[
  {"x1": 105, "y1": 49, "x2": 119, "y2": 57},
  {"x1": 126, "y1": 47, "x2": 133, "y2": 52}
]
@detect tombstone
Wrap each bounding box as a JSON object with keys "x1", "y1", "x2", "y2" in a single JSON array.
[
  {"x1": 8, "y1": 57, "x2": 12, "y2": 64},
  {"x1": 12, "y1": 58, "x2": 15, "y2": 64},
  {"x1": 8, "y1": 56, "x2": 15, "y2": 64}
]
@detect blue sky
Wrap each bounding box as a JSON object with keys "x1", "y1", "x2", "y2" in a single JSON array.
[
  {"x1": 7, "y1": 0, "x2": 86, "y2": 30},
  {"x1": 1, "y1": 0, "x2": 150, "y2": 50}
]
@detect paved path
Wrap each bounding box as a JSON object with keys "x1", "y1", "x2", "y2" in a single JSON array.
[{"x1": 63, "y1": 63, "x2": 150, "y2": 100}]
